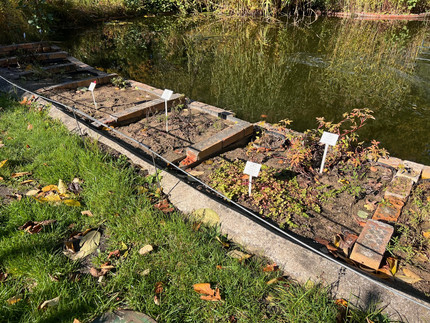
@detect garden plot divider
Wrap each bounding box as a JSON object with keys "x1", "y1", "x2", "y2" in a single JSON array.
[{"x1": 1, "y1": 42, "x2": 430, "y2": 321}]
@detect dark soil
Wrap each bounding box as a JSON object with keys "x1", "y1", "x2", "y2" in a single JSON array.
[{"x1": 112, "y1": 107, "x2": 232, "y2": 161}]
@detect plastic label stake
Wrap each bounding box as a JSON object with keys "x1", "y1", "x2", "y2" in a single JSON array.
[
  {"x1": 319, "y1": 131, "x2": 339, "y2": 174},
  {"x1": 244, "y1": 161, "x2": 261, "y2": 196},
  {"x1": 161, "y1": 89, "x2": 173, "y2": 132},
  {"x1": 88, "y1": 81, "x2": 97, "y2": 109}
]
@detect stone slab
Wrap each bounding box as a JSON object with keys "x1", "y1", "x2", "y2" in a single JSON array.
[
  {"x1": 377, "y1": 157, "x2": 402, "y2": 169},
  {"x1": 372, "y1": 198, "x2": 404, "y2": 222},
  {"x1": 423, "y1": 166, "x2": 430, "y2": 180},
  {"x1": 350, "y1": 220, "x2": 394, "y2": 270},
  {"x1": 384, "y1": 176, "x2": 414, "y2": 202},
  {"x1": 395, "y1": 160, "x2": 424, "y2": 183},
  {"x1": 41, "y1": 99, "x2": 430, "y2": 322}
]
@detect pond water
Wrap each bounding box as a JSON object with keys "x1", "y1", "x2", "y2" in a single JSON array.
[{"x1": 59, "y1": 15, "x2": 430, "y2": 164}]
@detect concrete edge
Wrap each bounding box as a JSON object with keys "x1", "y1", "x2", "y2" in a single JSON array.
[{"x1": 42, "y1": 99, "x2": 430, "y2": 323}]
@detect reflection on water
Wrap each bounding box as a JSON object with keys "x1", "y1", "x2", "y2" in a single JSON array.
[{"x1": 60, "y1": 16, "x2": 430, "y2": 164}]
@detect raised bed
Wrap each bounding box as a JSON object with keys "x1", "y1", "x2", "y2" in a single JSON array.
[{"x1": 185, "y1": 116, "x2": 430, "y2": 297}]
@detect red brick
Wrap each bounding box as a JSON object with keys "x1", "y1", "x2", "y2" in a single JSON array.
[
  {"x1": 350, "y1": 220, "x2": 394, "y2": 270},
  {"x1": 372, "y1": 198, "x2": 404, "y2": 222}
]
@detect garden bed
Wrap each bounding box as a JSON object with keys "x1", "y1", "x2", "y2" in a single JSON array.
[
  {"x1": 44, "y1": 83, "x2": 159, "y2": 120},
  {"x1": 111, "y1": 106, "x2": 234, "y2": 162},
  {"x1": 186, "y1": 111, "x2": 430, "y2": 297}
]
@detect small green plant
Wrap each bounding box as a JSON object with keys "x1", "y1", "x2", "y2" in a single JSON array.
[{"x1": 111, "y1": 76, "x2": 129, "y2": 89}]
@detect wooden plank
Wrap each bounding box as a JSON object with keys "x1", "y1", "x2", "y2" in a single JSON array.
[
  {"x1": 0, "y1": 51, "x2": 68, "y2": 67},
  {"x1": 93, "y1": 93, "x2": 185, "y2": 127},
  {"x1": 0, "y1": 42, "x2": 53, "y2": 55},
  {"x1": 37, "y1": 73, "x2": 118, "y2": 92}
]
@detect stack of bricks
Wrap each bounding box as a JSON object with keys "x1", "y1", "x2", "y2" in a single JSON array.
[{"x1": 349, "y1": 158, "x2": 426, "y2": 270}]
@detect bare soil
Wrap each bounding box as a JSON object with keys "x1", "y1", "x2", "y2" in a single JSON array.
[
  {"x1": 112, "y1": 107, "x2": 232, "y2": 161},
  {"x1": 45, "y1": 84, "x2": 159, "y2": 119}
]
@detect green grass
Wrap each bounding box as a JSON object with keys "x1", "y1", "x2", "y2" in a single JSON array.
[{"x1": 0, "y1": 95, "x2": 389, "y2": 322}]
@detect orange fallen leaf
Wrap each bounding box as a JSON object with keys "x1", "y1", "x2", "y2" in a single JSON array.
[
  {"x1": 216, "y1": 265, "x2": 223, "y2": 270},
  {"x1": 193, "y1": 283, "x2": 213, "y2": 295},
  {"x1": 11, "y1": 172, "x2": 31, "y2": 178},
  {"x1": 27, "y1": 123, "x2": 33, "y2": 130},
  {"x1": 200, "y1": 288, "x2": 221, "y2": 301},
  {"x1": 108, "y1": 249, "x2": 120, "y2": 259},
  {"x1": 263, "y1": 263, "x2": 279, "y2": 272},
  {"x1": 7, "y1": 296, "x2": 22, "y2": 305},
  {"x1": 423, "y1": 231, "x2": 430, "y2": 239},
  {"x1": 335, "y1": 298, "x2": 348, "y2": 307}
]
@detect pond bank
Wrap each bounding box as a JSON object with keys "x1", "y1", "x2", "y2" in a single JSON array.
[{"x1": 1, "y1": 41, "x2": 430, "y2": 320}]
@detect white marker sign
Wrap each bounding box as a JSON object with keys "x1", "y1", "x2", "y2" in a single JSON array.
[
  {"x1": 88, "y1": 81, "x2": 97, "y2": 109},
  {"x1": 161, "y1": 89, "x2": 173, "y2": 132},
  {"x1": 319, "y1": 131, "x2": 339, "y2": 174},
  {"x1": 244, "y1": 161, "x2": 262, "y2": 196}
]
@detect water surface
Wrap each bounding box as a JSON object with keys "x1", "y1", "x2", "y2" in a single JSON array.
[{"x1": 59, "y1": 15, "x2": 430, "y2": 164}]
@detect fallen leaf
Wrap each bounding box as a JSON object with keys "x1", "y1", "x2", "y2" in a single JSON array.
[
  {"x1": 263, "y1": 263, "x2": 279, "y2": 272},
  {"x1": 386, "y1": 257, "x2": 398, "y2": 275},
  {"x1": 27, "y1": 123, "x2": 33, "y2": 130},
  {"x1": 81, "y1": 210, "x2": 93, "y2": 217},
  {"x1": 364, "y1": 199, "x2": 377, "y2": 211},
  {"x1": 68, "y1": 182, "x2": 82, "y2": 194},
  {"x1": 335, "y1": 298, "x2": 348, "y2": 307},
  {"x1": 44, "y1": 194, "x2": 62, "y2": 203},
  {"x1": 42, "y1": 185, "x2": 58, "y2": 192},
  {"x1": 267, "y1": 277, "x2": 282, "y2": 285},
  {"x1": 216, "y1": 236, "x2": 230, "y2": 248},
  {"x1": 108, "y1": 249, "x2": 120, "y2": 259},
  {"x1": 38, "y1": 296, "x2": 60, "y2": 310},
  {"x1": 154, "y1": 295, "x2": 160, "y2": 306},
  {"x1": 0, "y1": 272, "x2": 7, "y2": 282},
  {"x1": 63, "y1": 199, "x2": 81, "y2": 207},
  {"x1": 73, "y1": 319, "x2": 81, "y2": 323},
  {"x1": 154, "y1": 199, "x2": 174, "y2": 213},
  {"x1": 423, "y1": 231, "x2": 430, "y2": 239},
  {"x1": 139, "y1": 245, "x2": 153, "y2": 255},
  {"x1": 370, "y1": 166, "x2": 378, "y2": 172},
  {"x1": 20, "y1": 179, "x2": 34, "y2": 185},
  {"x1": 7, "y1": 296, "x2": 22, "y2": 305},
  {"x1": 192, "y1": 222, "x2": 201, "y2": 231},
  {"x1": 193, "y1": 283, "x2": 222, "y2": 301},
  {"x1": 11, "y1": 172, "x2": 31, "y2": 178},
  {"x1": 67, "y1": 230, "x2": 101, "y2": 260},
  {"x1": 0, "y1": 159, "x2": 7, "y2": 168},
  {"x1": 216, "y1": 265, "x2": 222, "y2": 270},
  {"x1": 395, "y1": 274, "x2": 422, "y2": 284},
  {"x1": 19, "y1": 220, "x2": 56, "y2": 234},
  {"x1": 227, "y1": 250, "x2": 252, "y2": 262},
  {"x1": 90, "y1": 267, "x2": 101, "y2": 277},
  {"x1": 154, "y1": 282, "x2": 163, "y2": 294},
  {"x1": 58, "y1": 179, "x2": 67, "y2": 194}
]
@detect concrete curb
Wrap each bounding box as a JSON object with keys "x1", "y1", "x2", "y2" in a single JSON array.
[{"x1": 45, "y1": 101, "x2": 430, "y2": 323}]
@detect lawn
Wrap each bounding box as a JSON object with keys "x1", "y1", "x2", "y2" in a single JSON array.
[{"x1": 0, "y1": 94, "x2": 388, "y2": 322}]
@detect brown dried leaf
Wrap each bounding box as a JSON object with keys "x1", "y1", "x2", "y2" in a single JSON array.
[
  {"x1": 108, "y1": 249, "x2": 120, "y2": 259},
  {"x1": 154, "y1": 282, "x2": 163, "y2": 295},
  {"x1": 90, "y1": 267, "x2": 101, "y2": 277},
  {"x1": 81, "y1": 210, "x2": 94, "y2": 217},
  {"x1": 0, "y1": 272, "x2": 8, "y2": 282},
  {"x1": 27, "y1": 123, "x2": 33, "y2": 130}
]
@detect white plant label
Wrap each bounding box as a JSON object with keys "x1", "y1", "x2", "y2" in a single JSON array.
[
  {"x1": 88, "y1": 81, "x2": 96, "y2": 92},
  {"x1": 161, "y1": 89, "x2": 173, "y2": 132},
  {"x1": 161, "y1": 89, "x2": 173, "y2": 100},
  {"x1": 320, "y1": 131, "x2": 339, "y2": 146},
  {"x1": 244, "y1": 161, "x2": 261, "y2": 196},
  {"x1": 88, "y1": 81, "x2": 97, "y2": 109},
  {"x1": 319, "y1": 131, "x2": 339, "y2": 174}
]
